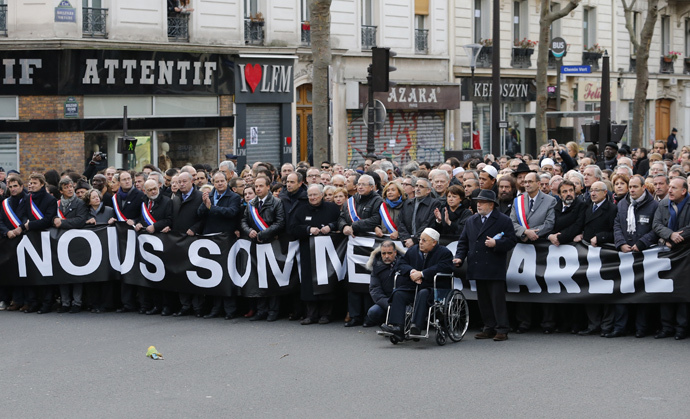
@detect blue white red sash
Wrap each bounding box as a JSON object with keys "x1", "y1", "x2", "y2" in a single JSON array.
[
  {"x1": 141, "y1": 202, "x2": 156, "y2": 226},
  {"x1": 2, "y1": 199, "x2": 21, "y2": 228},
  {"x1": 514, "y1": 195, "x2": 530, "y2": 229},
  {"x1": 29, "y1": 195, "x2": 44, "y2": 221},
  {"x1": 57, "y1": 203, "x2": 66, "y2": 220},
  {"x1": 249, "y1": 204, "x2": 269, "y2": 231},
  {"x1": 347, "y1": 197, "x2": 360, "y2": 222},
  {"x1": 379, "y1": 204, "x2": 397, "y2": 233},
  {"x1": 112, "y1": 196, "x2": 127, "y2": 221}
]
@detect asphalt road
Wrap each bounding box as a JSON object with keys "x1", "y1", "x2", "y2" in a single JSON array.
[{"x1": 1, "y1": 311, "x2": 688, "y2": 418}]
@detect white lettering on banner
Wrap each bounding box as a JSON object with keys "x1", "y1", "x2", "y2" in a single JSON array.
[
  {"x1": 642, "y1": 247, "x2": 673, "y2": 293},
  {"x1": 187, "y1": 239, "x2": 223, "y2": 288},
  {"x1": 82, "y1": 59, "x2": 100, "y2": 84},
  {"x1": 17, "y1": 231, "x2": 52, "y2": 277},
  {"x1": 104, "y1": 59, "x2": 119, "y2": 84},
  {"x1": 619, "y1": 251, "x2": 635, "y2": 293},
  {"x1": 256, "y1": 241, "x2": 299, "y2": 288},
  {"x1": 544, "y1": 245, "x2": 581, "y2": 293},
  {"x1": 313, "y1": 236, "x2": 347, "y2": 286},
  {"x1": 506, "y1": 244, "x2": 541, "y2": 293},
  {"x1": 158, "y1": 61, "x2": 174, "y2": 84},
  {"x1": 228, "y1": 239, "x2": 252, "y2": 287},
  {"x1": 138, "y1": 235, "x2": 165, "y2": 282},
  {"x1": 57, "y1": 230, "x2": 102, "y2": 276},
  {"x1": 80, "y1": 59, "x2": 214, "y2": 86},
  {"x1": 585, "y1": 247, "x2": 614, "y2": 294},
  {"x1": 140, "y1": 60, "x2": 155, "y2": 85},
  {"x1": 347, "y1": 236, "x2": 377, "y2": 284},
  {"x1": 108, "y1": 226, "x2": 135, "y2": 274}
]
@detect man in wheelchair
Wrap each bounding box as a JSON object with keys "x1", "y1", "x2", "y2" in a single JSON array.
[{"x1": 380, "y1": 228, "x2": 454, "y2": 340}]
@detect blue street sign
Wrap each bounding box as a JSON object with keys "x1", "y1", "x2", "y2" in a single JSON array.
[{"x1": 561, "y1": 65, "x2": 592, "y2": 74}]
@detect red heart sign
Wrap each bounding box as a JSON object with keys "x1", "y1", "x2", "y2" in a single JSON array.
[
  {"x1": 286, "y1": 137, "x2": 292, "y2": 145},
  {"x1": 240, "y1": 138, "x2": 246, "y2": 147},
  {"x1": 245, "y1": 64, "x2": 262, "y2": 93}
]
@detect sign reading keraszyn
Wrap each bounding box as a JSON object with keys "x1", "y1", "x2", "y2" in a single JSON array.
[{"x1": 460, "y1": 77, "x2": 537, "y2": 102}]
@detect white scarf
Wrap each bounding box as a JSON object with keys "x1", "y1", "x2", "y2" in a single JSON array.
[{"x1": 627, "y1": 194, "x2": 646, "y2": 234}]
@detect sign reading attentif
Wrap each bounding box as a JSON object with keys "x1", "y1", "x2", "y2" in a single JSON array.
[
  {"x1": 578, "y1": 80, "x2": 618, "y2": 102},
  {"x1": 460, "y1": 77, "x2": 536, "y2": 103},
  {"x1": 357, "y1": 84, "x2": 459, "y2": 110}
]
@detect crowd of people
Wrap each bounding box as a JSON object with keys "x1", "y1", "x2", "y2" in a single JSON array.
[{"x1": 0, "y1": 134, "x2": 689, "y2": 342}]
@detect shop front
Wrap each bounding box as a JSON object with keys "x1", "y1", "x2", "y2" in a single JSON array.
[
  {"x1": 347, "y1": 83, "x2": 459, "y2": 167},
  {"x1": 0, "y1": 49, "x2": 235, "y2": 174}
]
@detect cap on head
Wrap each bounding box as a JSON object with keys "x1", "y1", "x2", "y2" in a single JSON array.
[
  {"x1": 482, "y1": 165, "x2": 498, "y2": 179},
  {"x1": 422, "y1": 227, "x2": 440, "y2": 242},
  {"x1": 540, "y1": 158, "x2": 555, "y2": 168}
]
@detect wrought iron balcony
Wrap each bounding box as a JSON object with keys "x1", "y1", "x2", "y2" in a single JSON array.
[
  {"x1": 477, "y1": 46, "x2": 492, "y2": 68},
  {"x1": 361, "y1": 25, "x2": 377, "y2": 50},
  {"x1": 245, "y1": 18, "x2": 265, "y2": 45},
  {"x1": 415, "y1": 29, "x2": 428, "y2": 54},
  {"x1": 301, "y1": 22, "x2": 311, "y2": 46},
  {"x1": 582, "y1": 52, "x2": 602, "y2": 71},
  {"x1": 168, "y1": 13, "x2": 189, "y2": 42},
  {"x1": 660, "y1": 57, "x2": 675, "y2": 74},
  {"x1": 0, "y1": 4, "x2": 7, "y2": 37},
  {"x1": 83, "y1": 7, "x2": 108, "y2": 38},
  {"x1": 511, "y1": 48, "x2": 534, "y2": 69}
]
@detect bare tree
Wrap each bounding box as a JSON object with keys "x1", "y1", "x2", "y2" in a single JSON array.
[
  {"x1": 623, "y1": 0, "x2": 659, "y2": 148},
  {"x1": 535, "y1": 0, "x2": 580, "y2": 146},
  {"x1": 309, "y1": 0, "x2": 332, "y2": 165}
]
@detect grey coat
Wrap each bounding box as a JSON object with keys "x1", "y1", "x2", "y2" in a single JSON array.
[{"x1": 510, "y1": 190, "x2": 557, "y2": 239}]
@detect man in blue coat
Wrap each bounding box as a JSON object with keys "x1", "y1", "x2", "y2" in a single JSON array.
[{"x1": 454, "y1": 189, "x2": 518, "y2": 341}]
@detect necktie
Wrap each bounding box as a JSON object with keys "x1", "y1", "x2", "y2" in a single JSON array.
[
  {"x1": 481, "y1": 216, "x2": 486, "y2": 224},
  {"x1": 148, "y1": 201, "x2": 152, "y2": 211},
  {"x1": 529, "y1": 198, "x2": 534, "y2": 212},
  {"x1": 592, "y1": 203, "x2": 598, "y2": 213},
  {"x1": 562, "y1": 205, "x2": 568, "y2": 213},
  {"x1": 258, "y1": 199, "x2": 263, "y2": 212}
]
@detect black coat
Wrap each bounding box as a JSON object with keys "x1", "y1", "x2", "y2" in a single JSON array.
[
  {"x1": 367, "y1": 248, "x2": 401, "y2": 310},
  {"x1": 337, "y1": 191, "x2": 383, "y2": 234},
  {"x1": 455, "y1": 209, "x2": 518, "y2": 281},
  {"x1": 113, "y1": 187, "x2": 145, "y2": 220},
  {"x1": 433, "y1": 202, "x2": 472, "y2": 237},
  {"x1": 279, "y1": 185, "x2": 308, "y2": 224},
  {"x1": 397, "y1": 194, "x2": 441, "y2": 243},
  {"x1": 136, "y1": 194, "x2": 173, "y2": 233},
  {"x1": 25, "y1": 187, "x2": 57, "y2": 231},
  {"x1": 0, "y1": 192, "x2": 27, "y2": 236},
  {"x1": 56, "y1": 197, "x2": 89, "y2": 229},
  {"x1": 583, "y1": 198, "x2": 618, "y2": 244},
  {"x1": 552, "y1": 198, "x2": 586, "y2": 244},
  {"x1": 198, "y1": 189, "x2": 242, "y2": 235},
  {"x1": 614, "y1": 190, "x2": 658, "y2": 250},
  {"x1": 241, "y1": 193, "x2": 285, "y2": 242},
  {"x1": 290, "y1": 200, "x2": 341, "y2": 301},
  {"x1": 396, "y1": 243, "x2": 454, "y2": 291},
  {"x1": 171, "y1": 188, "x2": 204, "y2": 234}
]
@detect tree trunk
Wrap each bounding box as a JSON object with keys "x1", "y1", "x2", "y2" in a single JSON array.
[
  {"x1": 310, "y1": 0, "x2": 332, "y2": 166},
  {"x1": 535, "y1": 0, "x2": 580, "y2": 147},
  {"x1": 631, "y1": 0, "x2": 658, "y2": 148}
]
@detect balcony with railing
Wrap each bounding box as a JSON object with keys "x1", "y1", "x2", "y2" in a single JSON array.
[
  {"x1": 83, "y1": 7, "x2": 108, "y2": 38},
  {"x1": 301, "y1": 21, "x2": 311, "y2": 46},
  {"x1": 0, "y1": 4, "x2": 7, "y2": 37},
  {"x1": 415, "y1": 29, "x2": 428, "y2": 54},
  {"x1": 168, "y1": 13, "x2": 189, "y2": 42},
  {"x1": 660, "y1": 57, "x2": 675, "y2": 74},
  {"x1": 361, "y1": 25, "x2": 376, "y2": 50},
  {"x1": 245, "y1": 17, "x2": 265, "y2": 45},
  {"x1": 511, "y1": 48, "x2": 534, "y2": 69}
]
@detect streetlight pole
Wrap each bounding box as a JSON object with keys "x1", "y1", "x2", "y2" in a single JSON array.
[
  {"x1": 463, "y1": 44, "x2": 483, "y2": 150},
  {"x1": 598, "y1": 51, "x2": 611, "y2": 163},
  {"x1": 491, "y1": 0, "x2": 501, "y2": 155}
]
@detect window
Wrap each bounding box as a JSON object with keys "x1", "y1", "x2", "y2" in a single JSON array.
[
  {"x1": 513, "y1": 1, "x2": 528, "y2": 45},
  {"x1": 685, "y1": 19, "x2": 690, "y2": 57},
  {"x1": 583, "y1": 7, "x2": 596, "y2": 50},
  {"x1": 301, "y1": 0, "x2": 309, "y2": 22},
  {"x1": 474, "y1": 0, "x2": 491, "y2": 43},
  {"x1": 632, "y1": 11, "x2": 641, "y2": 55},
  {"x1": 84, "y1": 131, "x2": 152, "y2": 172},
  {"x1": 415, "y1": 14, "x2": 428, "y2": 54},
  {"x1": 550, "y1": 3, "x2": 561, "y2": 38},
  {"x1": 361, "y1": 0, "x2": 376, "y2": 49},
  {"x1": 0, "y1": 134, "x2": 18, "y2": 172},
  {"x1": 0, "y1": 96, "x2": 17, "y2": 119},
  {"x1": 362, "y1": 0, "x2": 374, "y2": 26},
  {"x1": 84, "y1": 96, "x2": 219, "y2": 118},
  {"x1": 245, "y1": 0, "x2": 258, "y2": 18},
  {"x1": 661, "y1": 15, "x2": 671, "y2": 54}
]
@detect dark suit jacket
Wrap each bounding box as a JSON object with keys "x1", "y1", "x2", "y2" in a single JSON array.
[
  {"x1": 25, "y1": 187, "x2": 57, "y2": 231},
  {"x1": 136, "y1": 194, "x2": 173, "y2": 233},
  {"x1": 583, "y1": 198, "x2": 618, "y2": 244},
  {"x1": 114, "y1": 187, "x2": 145, "y2": 220},
  {"x1": 56, "y1": 197, "x2": 88, "y2": 229},
  {"x1": 455, "y1": 209, "x2": 518, "y2": 281},
  {"x1": 397, "y1": 194, "x2": 441, "y2": 243},
  {"x1": 553, "y1": 198, "x2": 586, "y2": 244},
  {"x1": 0, "y1": 192, "x2": 27, "y2": 236},
  {"x1": 241, "y1": 193, "x2": 285, "y2": 242},
  {"x1": 198, "y1": 189, "x2": 242, "y2": 235},
  {"x1": 171, "y1": 188, "x2": 204, "y2": 234},
  {"x1": 396, "y1": 243, "x2": 454, "y2": 291},
  {"x1": 337, "y1": 191, "x2": 383, "y2": 234}
]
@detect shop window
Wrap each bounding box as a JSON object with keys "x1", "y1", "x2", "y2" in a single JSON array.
[
  {"x1": 84, "y1": 131, "x2": 152, "y2": 171},
  {"x1": 155, "y1": 96, "x2": 218, "y2": 116},
  {"x1": 0, "y1": 134, "x2": 18, "y2": 171},
  {"x1": 84, "y1": 96, "x2": 152, "y2": 118},
  {"x1": 156, "y1": 130, "x2": 218, "y2": 170},
  {"x1": 0, "y1": 96, "x2": 17, "y2": 119}
]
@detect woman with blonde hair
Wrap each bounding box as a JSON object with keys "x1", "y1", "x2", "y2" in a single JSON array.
[{"x1": 374, "y1": 182, "x2": 406, "y2": 239}]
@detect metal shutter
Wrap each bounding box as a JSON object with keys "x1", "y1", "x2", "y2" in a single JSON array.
[
  {"x1": 246, "y1": 104, "x2": 281, "y2": 167},
  {"x1": 346, "y1": 110, "x2": 445, "y2": 168}
]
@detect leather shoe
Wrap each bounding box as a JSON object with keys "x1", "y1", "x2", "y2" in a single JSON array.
[
  {"x1": 409, "y1": 323, "x2": 421, "y2": 336},
  {"x1": 362, "y1": 321, "x2": 376, "y2": 327},
  {"x1": 24, "y1": 305, "x2": 39, "y2": 313},
  {"x1": 635, "y1": 330, "x2": 646, "y2": 338},
  {"x1": 344, "y1": 319, "x2": 363, "y2": 327},
  {"x1": 173, "y1": 307, "x2": 191, "y2": 317},
  {"x1": 655, "y1": 330, "x2": 674, "y2": 339},
  {"x1": 266, "y1": 313, "x2": 278, "y2": 322},
  {"x1": 7, "y1": 302, "x2": 21, "y2": 311},
  {"x1": 138, "y1": 308, "x2": 147, "y2": 314},
  {"x1": 224, "y1": 313, "x2": 237, "y2": 320},
  {"x1": 578, "y1": 328, "x2": 600, "y2": 336},
  {"x1": 161, "y1": 307, "x2": 173, "y2": 316},
  {"x1": 116, "y1": 306, "x2": 134, "y2": 313},
  {"x1": 69, "y1": 305, "x2": 81, "y2": 314},
  {"x1": 37, "y1": 305, "x2": 52, "y2": 314},
  {"x1": 146, "y1": 307, "x2": 161, "y2": 315},
  {"x1": 605, "y1": 330, "x2": 625, "y2": 338},
  {"x1": 300, "y1": 317, "x2": 314, "y2": 325},
  {"x1": 543, "y1": 328, "x2": 555, "y2": 335},
  {"x1": 195, "y1": 311, "x2": 204, "y2": 318},
  {"x1": 318, "y1": 316, "x2": 330, "y2": 324},
  {"x1": 57, "y1": 305, "x2": 70, "y2": 313},
  {"x1": 204, "y1": 311, "x2": 220, "y2": 319},
  {"x1": 380, "y1": 323, "x2": 403, "y2": 339},
  {"x1": 243, "y1": 309, "x2": 255, "y2": 318},
  {"x1": 675, "y1": 333, "x2": 687, "y2": 340},
  {"x1": 514, "y1": 327, "x2": 528, "y2": 334},
  {"x1": 249, "y1": 313, "x2": 268, "y2": 321},
  {"x1": 493, "y1": 333, "x2": 508, "y2": 341},
  {"x1": 474, "y1": 331, "x2": 496, "y2": 339}
]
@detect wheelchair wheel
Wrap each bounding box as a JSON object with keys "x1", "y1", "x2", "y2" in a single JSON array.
[
  {"x1": 436, "y1": 330, "x2": 447, "y2": 346},
  {"x1": 444, "y1": 289, "x2": 469, "y2": 342}
]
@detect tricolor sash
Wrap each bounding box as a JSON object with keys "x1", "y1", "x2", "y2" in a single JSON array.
[
  {"x1": 112, "y1": 196, "x2": 127, "y2": 221},
  {"x1": 57, "y1": 203, "x2": 66, "y2": 220},
  {"x1": 379, "y1": 204, "x2": 397, "y2": 233},
  {"x1": 29, "y1": 195, "x2": 44, "y2": 221},
  {"x1": 2, "y1": 199, "x2": 21, "y2": 228},
  {"x1": 347, "y1": 197, "x2": 360, "y2": 222},
  {"x1": 141, "y1": 202, "x2": 156, "y2": 226},
  {"x1": 249, "y1": 204, "x2": 269, "y2": 231},
  {"x1": 514, "y1": 195, "x2": 530, "y2": 229}
]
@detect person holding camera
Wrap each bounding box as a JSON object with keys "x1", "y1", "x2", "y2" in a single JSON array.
[{"x1": 84, "y1": 145, "x2": 108, "y2": 181}]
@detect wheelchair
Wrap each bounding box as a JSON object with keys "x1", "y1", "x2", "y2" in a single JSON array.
[{"x1": 377, "y1": 273, "x2": 469, "y2": 346}]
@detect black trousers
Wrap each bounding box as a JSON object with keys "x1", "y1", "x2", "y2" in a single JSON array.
[
  {"x1": 476, "y1": 280, "x2": 510, "y2": 334},
  {"x1": 257, "y1": 296, "x2": 280, "y2": 316},
  {"x1": 388, "y1": 289, "x2": 429, "y2": 327},
  {"x1": 347, "y1": 291, "x2": 373, "y2": 320},
  {"x1": 211, "y1": 296, "x2": 237, "y2": 316},
  {"x1": 660, "y1": 303, "x2": 688, "y2": 334}
]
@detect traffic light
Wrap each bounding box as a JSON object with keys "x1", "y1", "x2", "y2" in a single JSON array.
[
  {"x1": 117, "y1": 136, "x2": 138, "y2": 154},
  {"x1": 371, "y1": 47, "x2": 396, "y2": 92}
]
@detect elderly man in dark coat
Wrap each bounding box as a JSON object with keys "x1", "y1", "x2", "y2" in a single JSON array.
[
  {"x1": 289, "y1": 184, "x2": 340, "y2": 325},
  {"x1": 380, "y1": 228, "x2": 454, "y2": 339},
  {"x1": 454, "y1": 190, "x2": 518, "y2": 341}
]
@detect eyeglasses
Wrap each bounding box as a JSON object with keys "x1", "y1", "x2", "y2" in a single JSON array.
[
  {"x1": 415, "y1": 184, "x2": 428, "y2": 189},
  {"x1": 321, "y1": 165, "x2": 330, "y2": 169},
  {"x1": 402, "y1": 182, "x2": 412, "y2": 186},
  {"x1": 309, "y1": 174, "x2": 319, "y2": 178}
]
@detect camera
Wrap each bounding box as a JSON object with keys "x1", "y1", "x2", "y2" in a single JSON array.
[{"x1": 94, "y1": 151, "x2": 107, "y2": 159}]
